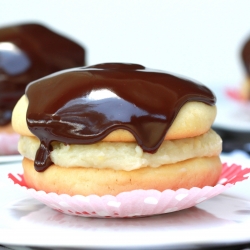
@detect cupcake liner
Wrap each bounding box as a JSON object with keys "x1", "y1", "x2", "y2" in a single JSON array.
[
  {"x1": 226, "y1": 87, "x2": 243, "y2": 102},
  {"x1": 0, "y1": 133, "x2": 20, "y2": 155},
  {"x1": 222, "y1": 87, "x2": 250, "y2": 124},
  {"x1": 226, "y1": 87, "x2": 250, "y2": 107},
  {"x1": 8, "y1": 163, "x2": 250, "y2": 218}
]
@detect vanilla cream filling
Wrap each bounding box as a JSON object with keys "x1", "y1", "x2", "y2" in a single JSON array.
[{"x1": 18, "y1": 129, "x2": 222, "y2": 171}]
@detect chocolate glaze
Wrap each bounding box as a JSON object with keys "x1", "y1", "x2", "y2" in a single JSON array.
[
  {"x1": 26, "y1": 63, "x2": 216, "y2": 172},
  {"x1": 241, "y1": 37, "x2": 250, "y2": 75},
  {"x1": 0, "y1": 23, "x2": 85, "y2": 125}
]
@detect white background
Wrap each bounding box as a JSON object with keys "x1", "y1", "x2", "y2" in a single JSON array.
[{"x1": 1, "y1": 0, "x2": 250, "y2": 88}]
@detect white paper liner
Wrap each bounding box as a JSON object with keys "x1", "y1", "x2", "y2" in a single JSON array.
[
  {"x1": 8, "y1": 163, "x2": 250, "y2": 218},
  {"x1": 0, "y1": 133, "x2": 19, "y2": 155}
]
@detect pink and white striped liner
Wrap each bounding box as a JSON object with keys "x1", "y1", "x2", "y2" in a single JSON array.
[{"x1": 8, "y1": 163, "x2": 250, "y2": 218}]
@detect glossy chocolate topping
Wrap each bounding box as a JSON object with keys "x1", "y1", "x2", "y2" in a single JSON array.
[
  {"x1": 241, "y1": 37, "x2": 250, "y2": 75},
  {"x1": 0, "y1": 23, "x2": 85, "y2": 125},
  {"x1": 26, "y1": 63, "x2": 216, "y2": 172}
]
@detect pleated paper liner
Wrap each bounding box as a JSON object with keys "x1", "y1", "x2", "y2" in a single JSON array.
[
  {"x1": 226, "y1": 86, "x2": 250, "y2": 107},
  {"x1": 0, "y1": 133, "x2": 19, "y2": 155},
  {"x1": 8, "y1": 163, "x2": 250, "y2": 218}
]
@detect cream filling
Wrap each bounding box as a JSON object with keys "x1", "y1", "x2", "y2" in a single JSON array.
[{"x1": 18, "y1": 129, "x2": 222, "y2": 171}]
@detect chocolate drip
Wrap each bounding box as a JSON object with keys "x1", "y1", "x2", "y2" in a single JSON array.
[
  {"x1": 26, "y1": 63, "x2": 216, "y2": 172},
  {"x1": 242, "y1": 37, "x2": 250, "y2": 75},
  {"x1": 0, "y1": 23, "x2": 85, "y2": 125}
]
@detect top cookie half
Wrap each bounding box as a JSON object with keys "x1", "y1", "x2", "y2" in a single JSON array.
[{"x1": 12, "y1": 63, "x2": 217, "y2": 146}]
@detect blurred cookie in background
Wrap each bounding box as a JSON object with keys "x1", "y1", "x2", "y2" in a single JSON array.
[
  {"x1": 0, "y1": 23, "x2": 86, "y2": 155},
  {"x1": 240, "y1": 35, "x2": 250, "y2": 100}
]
